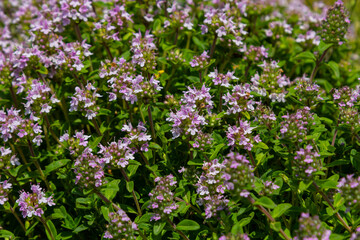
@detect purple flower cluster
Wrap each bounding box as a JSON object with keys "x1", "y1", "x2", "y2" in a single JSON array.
[
  {"x1": 0, "y1": 147, "x2": 20, "y2": 171},
  {"x1": 294, "y1": 75, "x2": 323, "y2": 105},
  {"x1": 251, "y1": 61, "x2": 290, "y2": 102},
  {"x1": 180, "y1": 85, "x2": 214, "y2": 114},
  {"x1": 189, "y1": 51, "x2": 211, "y2": 70},
  {"x1": 98, "y1": 139, "x2": 134, "y2": 169},
  {"x1": 191, "y1": 132, "x2": 213, "y2": 152},
  {"x1": 222, "y1": 152, "x2": 256, "y2": 198},
  {"x1": 226, "y1": 120, "x2": 261, "y2": 151},
  {"x1": 201, "y1": 6, "x2": 247, "y2": 47},
  {"x1": 16, "y1": 184, "x2": 55, "y2": 218},
  {"x1": 337, "y1": 174, "x2": 360, "y2": 208},
  {"x1": 350, "y1": 228, "x2": 360, "y2": 240},
  {"x1": 104, "y1": 208, "x2": 138, "y2": 239},
  {"x1": 59, "y1": 0, "x2": 95, "y2": 23},
  {"x1": 122, "y1": 122, "x2": 151, "y2": 152},
  {"x1": 333, "y1": 86, "x2": 360, "y2": 107},
  {"x1": 223, "y1": 84, "x2": 254, "y2": 115},
  {"x1": 164, "y1": 2, "x2": 193, "y2": 31},
  {"x1": 293, "y1": 213, "x2": 331, "y2": 240},
  {"x1": 219, "y1": 233, "x2": 250, "y2": 240},
  {"x1": 69, "y1": 82, "x2": 102, "y2": 120},
  {"x1": 166, "y1": 49, "x2": 186, "y2": 66},
  {"x1": 74, "y1": 148, "x2": 105, "y2": 189},
  {"x1": 296, "y1": 30, "x2": 321, "y2": 46},
  {"x1": 243, "y1": 45, "x2": 268, "y2": 62},
  {"x1": 280, "y1": 107, "x2": 315, "y2": 142},
  {"x1": 148, "y1": 174, "x2": 179, "y2": 221},
  {"x1": 265, "y1": 20, "x2": 293, "y2": 39},
  {"x1": 59, "y1": 130, "x2": 90, "y2": 156},
  {"x1": 208, "y1": 69, "x2": 238, "y2": 88},
  {"x1": 196, "y1": 159, "x2": 229, "y2": 219},
  {"x1": 131, "y1": 31, "x2": 157, "y2": 71},
  {"x1": 319, "y1": 0, "x2": 350, "y2": 45},
  {"x1": 0, "y1": 107, "x2": 43, "y2": 146},
  {"x1": 0, "y1": 178, "x2": 12, "y2": 205},
  {"x1": 293, "y1": 145, "x2": 322, "y2": 179},
  {"x1": 24, "y1": 79, "x2": 59, "y2": 117},
  {"x1": 261, "y1": 179, "x2": 280, "y2": 195},
  {"x1": 252, "y1": 103, "x2": 276, "y2": 128}
]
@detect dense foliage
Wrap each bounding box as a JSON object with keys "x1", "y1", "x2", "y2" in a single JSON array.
[{"x1": 1, "y1": 0, "x2": 360, "y2": 239}]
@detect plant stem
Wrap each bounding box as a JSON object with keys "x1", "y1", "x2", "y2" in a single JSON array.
[
  {"x1": 312, "y1": 182, "x2": 351, "y2": 233},
  {"x1": 27, "y1": 140, "x2": 50, "y2": 190},
  {"x1": 103, "y1": 41, "x2": 113, "y2": 60},
  {"x1": 174, "y1": 28, "x2": 179, "y2": 45},
  {"x1": 138, "y1": 102, "x2": 146, "y2": 124},
  {"x1": 210, "y1": 34, "x2": 217, "y2": 58},
  {"x1": 44, "y1": 115, "x2": 61, "y2": 145},
  {"x1": 309, "y1": 47, "x2": 331, "y2": 83},
  {"x1": 10, "y1": 205, "x2": 26, "y2": 233},
  {"x1": 39, "y1": 216, "x2": 55, "y2": 240},
  {"x1": 218, "y1": 86, "x2": 223, "y2": 112},
  {"x1": 9, "y1": 85, "x2": 18, "y2": 108},
  {"x1": 166, "y1": 217, "x2": 190, "y2": 240},
  {"x1": 93, "y1": 190, "x2": 121, "y2": 211},
  {"x1": 247, "y1": 150, "x2": 259, "y2": 177},
  {"x1": 325, "y1": 121, "x2": 338, "y2": 178},
  {"x1": 120, "y1": 168, "x2": 142, "y2": 216},
  {"x1": 199, "y1": 71, "x2": 202, "y2": 83},
  {"x1": 92, "y1": 118, "x2": 102, "y2": 136},
  {"x1": 73, "y1": 22, "x2": 83, "y2": 42},
  {"x1": 147, "y1": 105, "x2": 156, "y2": 141},
  {"x1": 248, "y1": 196, "x2": 291, "y2": 240}
]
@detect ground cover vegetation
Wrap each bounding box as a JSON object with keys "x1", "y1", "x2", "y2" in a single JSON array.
[{"x1": 1, "y1": 0, "x2": 360, "y2": 239}]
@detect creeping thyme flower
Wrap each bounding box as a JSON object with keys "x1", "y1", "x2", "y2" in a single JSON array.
[
  {"x1": 226, "y1": 120, "x2": 261, "y2": 151},
  {"x1": 208, "y1": 69, "x2": 238, "y2": 88},
  {"x1": 223, "y1": 84, "x2": 255, "y2": 115},
  {"x1": 251, "y1": 61, "x2": 290, "y2": 102},
  {"x1": 260, "y1": 179, "x2": 280, "y2": 195},
  {"x1": 59, "y1": 0, "x2": 95, "y2": 24},
  {"x1": 16, "y1": 184, "x2": 55, "y2": 218},
  {"x1": 296, "y1": 30, "x2": 321, "y2": 46},
  {"x1": 222, "y1": 152, "x2": 255, "y2": 198},
  {"x1": 69, "y1": 82, "x2": 102, "y2": 120},
  {"x1": 293, "y1": 145, "x2": 323, "y2": 179},
  {"x1": 252, "y1": 103, "x2": 276, "y2": 128},
  {"x1": 104, "y1": 208, "x2": 138, "y2": 239},
  {"x1": 265, "y1": 20, "x2": 293, "y2": 38},
  {"x1": 98, "y1": 139, "x2": 134, "y2": 168},
  {"x1": 167, "y1": 105, "x2": 207, "y2": 139},
  {"x1": 294, "y1": 75, "x2": 324, "y2": 105},
  {"x1": 191, "y1": 131, "x2": 213, "y2": 152},
  {"x1": 338, "y1": 175, "x2": 360, "y2": 208},
  {"x1": 319, "y1": 0, "x2": 350, "y2": 45},
  {"x1": 166, "y1": 49, "x2": 186, "y2": 65},
  {"x1": 243, "y1": 45, "x2": 268, "y2": 62},
  {"x1": 148, "y1": 174, "x2": 179, "y2": 221},
  {"x1": 196, "y1": 159, "x2": 229, "y2": 219},
  {"x1": 280, "y1": 107, "x2": 315, "y2": 142},
  {"x1": 350, "y1": 227, "x2": 360, "y2": 240},
  {"x1": 74, "y1": 148, "x2": 105, "y2": 189},
  {"x1": 219, "y1": 233, "x2": 250, "y2": 240},
  {"x1": 338, "y1": 107, "x2": 360, "y2": 132},
  {"x1": 180, "y1": 85, "x2": 214, "y2": 114},
  {"x1": 293, "y1": 213, "x2": 331, "y2": 240},
  {"x1": 333, "y1": 86, "x2": 360, "y2": 107},
  {"x1": 131, "y1": 30, "x2": 157, "y2": 71},
  {"x1": 0, "y1": 178, "x2": 12, "y2": 205},
  {"x1": 163, "y1": 2, "x2": 193, "y2": 31},
  {"x1": 122, "y1": 122, "x2": 151, "y2": 152},
  {"x1": 59, "y1": 130, "x2": 90, "y2": 156},
  {"x1": 189, "y1": 51, "x2": 211, "y2": 71},
  {"x1": 24, "y1": 79, "x2": 59, "y2": 116},
  {"x1": 0, "y1": 147, "x2": 20, "y2": 171}
]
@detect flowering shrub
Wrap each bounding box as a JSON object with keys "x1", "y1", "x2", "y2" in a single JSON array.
[{"x1": 2, "y1": 0, "x2": 360, "y2": 240}]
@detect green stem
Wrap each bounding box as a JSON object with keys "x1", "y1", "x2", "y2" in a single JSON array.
[
  {"x1": 27, "y1": 140, "x2": 50, "y2": 190},
  {"x1": 147, "y1": 105, "x2": 156, "y2": 141},
  {"x1": 120, "y1": 168, "x2": 142, "y2": 216},
  {"x1": 309, "y1": 47, "x2": 332, "y2": 82},
  {"x1": 247, "y1": 150, "x2": 259, "y2": 177},
  {"x1": 10, "y1": 205, "x2": 26, "y2": 233},
  {"x1": 210, "y1": 34, "x2": 217, "y2": 58},
  {"x1": 248, "y1": 196, "x2": 291, "y2": 240},
  {"x1": 166, "y1": 217, "x2": 190, "y2": 240},
  {"x1": 39, "y1": 216, "x2": 55, "y2": 240},
  {"x1": 312, "y1": 182, "x2": 351, "y2": 233}
]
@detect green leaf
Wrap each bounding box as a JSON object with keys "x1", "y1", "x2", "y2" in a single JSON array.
[
  {"x1": 101, "y1": 206, "x2": 110, "y2": 222},
  {"x1": 210, "y1": 143, "x2": 225, "y2": 160},
  {"x1": 0, "y1": 230, "x2": 15, "y2": 239},
  {"x1": 153, "y1": 221, "x2": 166, "y2": 235},
  {"x1": 271, "y1": 203, "x2": 292, "y2": 218},
  {"x1": 254, "y1": 197, "x2": 276, "y2": 209},
  {"x1": 44, "y1": 220, "x2": 57, "y2": 240},
  {"x1": 318, "y1": 41, "x2": 333, "y2": 54},
  {"x1": 192, "y1": 36, "x2": 206, "y2": 51},
  {"x1": 126, "y1": 181, "x2": 134, "y2": 192},
  {"x1": 37, "y1": 65, "x2": 49, "y2": 74},
  {"x1": 149, "y1": 142, "x2": 162, "y2": 149},
  {"x1": 176, "y1": 220, "x2": 200, "y2": 231},
  {"x1": 293, "y1": 51, "x2": 316, "y2": 61},
  {"x1": 326, "y1": 61, "x2": 340, "y2": 79},
  {"x1": 44, "y1": 159, "x2": 70, "y2": 175},
  {"x1": 270, "y1": 222, "x2": 281, "y2": 232},
  {"x1": 101, "y1": 180, "x2": 120, "y2": 201}
]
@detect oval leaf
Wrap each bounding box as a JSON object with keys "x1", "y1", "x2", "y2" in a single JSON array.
[{"x1": 176, "y1": 220, "x2": 200, "y2": 231}]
